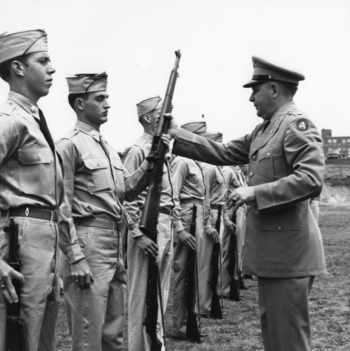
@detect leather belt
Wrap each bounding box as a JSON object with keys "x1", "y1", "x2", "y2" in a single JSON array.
[
  {"x1": 75, "y1": 218, "x2": 123, "y2": 231},
  {"x1": 159, "y1": 207, "x2": 173, "y2": 216},
  {"x1": 0, "y1": 207, "x2": 57, "y2": 222},
  {"x1": 180, "y1": 198, "x2": 203, "y2": 206},
  {"x1": 211, "y1": 204, "x2": 224, "y2": 210}
]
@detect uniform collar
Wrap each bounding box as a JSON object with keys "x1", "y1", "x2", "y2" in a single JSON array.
[
  {"x1": 142, "y1": 131, "x2": 153, "y2": 142},
  {"x1": 8, "y1": 91, "x2": 40, "y2": 120},
  {"x1": 75, "y1": 120, "x2": 100, "y2": 141}
]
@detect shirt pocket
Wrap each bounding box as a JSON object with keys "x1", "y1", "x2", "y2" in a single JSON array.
[
  {"x1": 257, "y1": 145, "x2": 286, "y2": 182},
  {"x1": 83, "y1": 158, "x2": 112, "y2": 193},
  {"x1": 111, "y1": 158, "x2": 125, "y2": 195},
  {"x1": 18, "y1": 147, "x2": 54, "y2": 195}
]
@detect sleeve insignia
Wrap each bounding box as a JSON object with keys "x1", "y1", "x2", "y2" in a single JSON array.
[{"x1": 296, "y1": 119, "x2": 309, "y2": 131}]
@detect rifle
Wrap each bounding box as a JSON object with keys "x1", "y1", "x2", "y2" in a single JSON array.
[
  {"x1": 209, "y1": 205, "x2": 223, "y2": 319},
  {"x1": 227, "y1": 202, "x2": 241, "y2": 301},
  {"x1": 4, "y1": 218, "x2": 28, "y2": 351},
  {"x1": 185, "y1": 205, "x2": 201, "y2": 343},
  {"x1": 140, "y1": 50, "x2": 181, "y2": 351}
]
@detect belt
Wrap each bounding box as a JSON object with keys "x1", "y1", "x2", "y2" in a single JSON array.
[
  {"x1": 0, "y1": 207, "x2": 57, "y2": 221},
  {"x1": 159, "y1": 207, "x2": 173, "y2": 216},
  {"x1": 180, "y1": 198, "x2": 203, "y2": 206},
  {"x1": 211, "y1": 204, "x2": 224, "y2": 210},
  {"x1": 75, "y1": 218, "x2": 123, "y2": 231}
]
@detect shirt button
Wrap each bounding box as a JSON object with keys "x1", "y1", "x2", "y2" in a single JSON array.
[
  {"x1": 91, "y1": 130, "x2": 97, "y2": 136},
  {"x1": 278, "y1": 226, "x2": 282, "y2": 230},
  {"x1": 267, "y1": 152, "x2": 271, "y2": 156},
  {"x1": 30, "y1": 106, "x2": 36, "y2": 113},
  {"x1": 249, "y1": 171, "x2": 254, "y2": 177},
  {"x1": 252, "y1": 155, "x2": 257, "y2": 160}
]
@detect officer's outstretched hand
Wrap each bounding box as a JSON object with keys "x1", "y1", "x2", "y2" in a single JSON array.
[
  {"x1": 0, "y1": 258, "x2": 25, "y2": 303},
  {"x1": 135, "y1": 235, "x2": 158, "y2": 259},
  {"x1": 177, "y1": 230, "x2": 196, "y2": 250},
  {"x1": 71, "y1": 258, "x2": 94, "y2": 289},
  {"x1": 205, "y1": 227, "x2": 219, "y2": 243}
]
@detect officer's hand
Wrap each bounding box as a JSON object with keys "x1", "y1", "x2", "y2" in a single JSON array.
[
  {"x1": 224, "y1": 218, "x2": 236, "y2": 232},
  {"x1": 0, "y1": 258, "x2": 25, "y2": 303},
  {"x1": 71, "y1": 258, "x2": 94, "y2": 289},
  {"x1": 164, "y1": 113, "x2": 179, "y2": 139},
  {"x1": 177, "y1": 230, "x2": 196, "y2": 250},
  {"x1": 206, "y1": 227, "x2": 219, "y2": 243},
  {"x1": 227, "y1": 186, "x2": 255, "y2": 208},
  {"x1": 135, "y1": 235, "x2": 158, "y2": 259}
]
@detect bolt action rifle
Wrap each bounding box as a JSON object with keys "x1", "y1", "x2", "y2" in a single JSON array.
[
  {"x1": 184, "y1": 204, "x2": 201, "y2": 343},
  {"x1": 209, "y1": 205, "x2": 223, "y2": 319},
  {"x1": 4, "y1": 218, "x2": 28, "y2": 351},
  {"x1": 139, "y1": 50, "x2": 181, "y2": 351}
]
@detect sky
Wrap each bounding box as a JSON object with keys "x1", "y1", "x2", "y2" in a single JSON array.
[{"x1": 1, "y1": 0, "x2": 350, "y2": 152}]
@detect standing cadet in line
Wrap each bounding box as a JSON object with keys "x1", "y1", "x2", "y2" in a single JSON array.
[
  {"x1": 171, "y1": 120, "x2": 211, "y2": 339},
  {"x1": 168, "y1": 56, "x2": 326, "y2": 351},
  {"x1": 56, "y1": 73, "x2": 152, "y2": 351},
  {"x1": 0, "y1": 29, "x2": 63, "y2": 351},
  {"x1": 123, "y1": 96, "x2": 175, "y2": 351}
]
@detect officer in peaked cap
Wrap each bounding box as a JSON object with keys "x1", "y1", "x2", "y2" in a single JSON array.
[
  {"x1": 168, "y1": 56, "x2": 326, "y2": 351},
  {"x1": 0, "y1": 29, "x2": 63, "y2": 351},
  {"x1": 56, "y1": 73, "x2": 153, "y2": 350}
]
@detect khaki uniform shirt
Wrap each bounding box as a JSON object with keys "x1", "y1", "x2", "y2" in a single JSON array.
[
  {"x1": 0, "y1": 91, "x2": 63, "y2": 211},
  {"x1": 56, "y1": 121, "x2": 149, "y2": 263}
]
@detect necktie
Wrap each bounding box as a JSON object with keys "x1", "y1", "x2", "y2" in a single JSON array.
[
  {"x1": 261, "y1": 119, "x2": 270, "y2": 133},
  {"x1": 38, "y1": 109, "x2": 55, "y2": 151}
]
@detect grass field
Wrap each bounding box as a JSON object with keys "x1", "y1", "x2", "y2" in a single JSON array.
[{"x1": 56, "y1": 205, "x2": 350, "y2": 350}]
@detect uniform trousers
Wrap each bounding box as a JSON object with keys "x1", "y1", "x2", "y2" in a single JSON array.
[
  {"x1": 258, "y1": 276, "x2": 314, "y2": 351},
  {"x1": 61, "y1": 225, "x2": 126, "y2": 351},
  {"x1": 173, "y1": 203, "x2": 210, "y2": 336},
  {"x1": 0, "y1": 216, "x2": 59, "y2": 351},
  {"x1": 127, "y1": 212, "x2": 173, "y2": 351}
]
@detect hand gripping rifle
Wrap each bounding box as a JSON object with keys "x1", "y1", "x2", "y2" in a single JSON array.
[
  {"x1": 185, "y1": 204, "x2": 201, "y2": 343},
  {"x1": 228, "y1": 202, "x2": 241, "y2": 301},
  {"x1": 4, "y1": 218, "x2": 28, "y2": 351},
  {"x1": 209, "y1": 205, "x2": 223, "y2": 319},
  {"x1": 140, "y1": 50, "x2": 181, "y2": 351}
]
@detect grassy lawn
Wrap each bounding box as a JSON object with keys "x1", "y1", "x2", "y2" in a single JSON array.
[{"x1": 56, "y1": 205, "x2": 350, "y2": 350}]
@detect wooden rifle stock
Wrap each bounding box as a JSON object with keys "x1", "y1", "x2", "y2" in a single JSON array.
[
  {"x1": 210, "y1": 205, "x2": 223, "y2": 319},
  {"x1": 185, "y1": 205, "x2": 201, "y2": 343},
  {"x1": 140, "y1": 50, "x2": 181, "y2": 350},
  {"x1": 4, "y1": 218, "x2": 28, "y2": 351}
]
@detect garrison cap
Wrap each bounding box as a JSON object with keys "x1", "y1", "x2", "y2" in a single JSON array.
[
  {"x1": 0, "y1": 28, "x2": 48, "y2": 65},
  {"x1": 243, "y1": 56, "x2": 305, "y2": 88},
  {"x1": 205, "y1": 132, "x2": 223, "y2": 142},
  {"x1": 66, "y1": 72, "x2": 108, "y2": 94},
  {"x1": 137, "y1": 96, "x2": 162, "y2": 118},
  {"x1": 181, "y1": 120, "x2": 207, "y2": 136}
]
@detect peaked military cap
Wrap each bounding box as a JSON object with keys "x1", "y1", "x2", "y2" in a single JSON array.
[
  {"x1": 205, "y1": 132, "x2": 223, "y2": 142},
  {"x1": 136, "y1": 96, "x2": 162, "y2": 118},
  {"x1": 66, "y1": 72, "x2": 108, "y2": 94},
  {"x1": 243, "y1": 56, "x2": 305, "y2": 88},
  {"x1": 0, "y1": 28, "x2": 48, "y2": 65},
  {"x1": 181, "y1": 120, "x2": 207, "y2": 135}
]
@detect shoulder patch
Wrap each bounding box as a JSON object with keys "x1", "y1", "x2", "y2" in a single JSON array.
[{"x1": 296, "y1": 119, "x2": 309, "y2": 131}]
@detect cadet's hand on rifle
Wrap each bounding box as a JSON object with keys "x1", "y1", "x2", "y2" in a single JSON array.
[
  {"x1": 71, "y1": 258, "x2": 94, "y2": 289},
  {"x1": 160, "y1": 133, "x2": 171, "y2": 152},
  {"x1": 227, "y1": 186, "x2": 256, "y2": 208},
  {"x1": 178, "y1": 230, "x2": 196, "y2": 250},
  {"x1": 224, "y1": 218, "x2": 236, "y2": 232},
  {"x1": 0, "y1": 258, "x2": 25, "y2": 303},
  {"x1": 164, "y1": 113, "x2": 179, "y2": 139},
  {"x1": 206, "y1": 227, "x2": 219, "y2": 243},
  {"x1": 135, "y1": 235, "x2": 158, "y2": 259}
]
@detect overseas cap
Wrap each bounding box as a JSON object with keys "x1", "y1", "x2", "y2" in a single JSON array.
[
  {"x1": 66, "y1": 72, "x2": 108, "y2": 94},
  {"x1": 137, "y1": 96, "x2": 162, "y2": 118},
  {"x1": 243, "y1": 56, "x2": 305, "y2": 88},
  {"x1": 205, "y1": 132, "x2": 223, "y2": 142},
  {"x1": 0, "y1": 28, "x2": 48, "y2": 65},
  {"x1": 181, "y1": 121, "x2": 207, "y2": 135}
]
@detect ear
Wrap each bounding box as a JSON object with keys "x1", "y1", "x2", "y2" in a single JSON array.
[
  {"x1": 270, "y1": 82, "x2": 280, "y2": 98},
  {"x1": 11, "y1": 60, "x2": 25, "y2": 77},
  {"x1": 142, "y1": 114, "x2": 152, "y2": 124},
  {"x1": 75, "y1": 98, "x2": 84, "y2": 111}
]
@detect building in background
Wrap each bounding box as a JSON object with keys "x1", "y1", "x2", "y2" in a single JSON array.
[{"x1": 321, "y1": 129, "x2": 350, "y2": 159}]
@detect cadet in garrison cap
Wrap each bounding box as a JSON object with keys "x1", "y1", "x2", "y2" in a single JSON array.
[
  {"x1": 168, "y1": 56, "x2": 326, "y2": 351},
  {"x1": 56, "y1": 73, "x2": 153, "y2": 351},
  {"x1": 122, "y1": 96, "x2": 174, "y2": 350},
  {"x1": 0, "y1": 29, "x2": 63, "y2": 350}
]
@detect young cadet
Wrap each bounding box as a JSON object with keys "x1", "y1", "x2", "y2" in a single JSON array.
[
  {"x1": 168, "y1": 57, "x2": 326, "y2": 351},
  {"x1": 56, "y1": 73, "x2": 152, "y2": 351},
  {"x1": 0, "y1": 29, "x2": 63, "y2": 351},
  {"x1": 123, "y1": 96, "x2": 175, "y2": 351}
]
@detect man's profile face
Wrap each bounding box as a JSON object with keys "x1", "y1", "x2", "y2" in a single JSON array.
[
  {"x1": 81, "y1": 91, "x2": 110, "y2": 127},
  {"x1": 249, "y1": 82, "x2": 274, "y2": 120}
]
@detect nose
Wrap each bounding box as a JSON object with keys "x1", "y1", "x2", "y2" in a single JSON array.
[
  {"x1": 249, "y1": 93, "x2": 254, "y2": 102},
  {"x1": 105, "y1": 100, "x2": 111, "y2": 109},
  {"x1": 48, "y1": 63, "x2": 56, "y2": 75}
]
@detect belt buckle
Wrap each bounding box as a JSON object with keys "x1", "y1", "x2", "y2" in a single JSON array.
[{"x1": 25, "y1": 207, "x2": 30, "y2": 217}]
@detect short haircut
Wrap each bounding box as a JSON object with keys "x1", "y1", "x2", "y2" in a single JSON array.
[
  {"x1": 276, "y1": 81, "x2": 299, "y2": 96},
  {"x1": 68, "y1": 93, "x2": 88, "y2": 110},
  {"x1": 0, "y1": 55, "x2": 29, "y2": 82}
]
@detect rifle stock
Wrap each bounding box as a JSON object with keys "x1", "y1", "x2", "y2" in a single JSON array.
[
  {"x1": 4, "y1": 218, "x2": 28, "y2": 351},
  {"x1": 140, "y1": 50, "x2": 181, "y2": 350},
  {"x1": 185, "y1": 205, "x2": 201, "y2": 343},
  {"x1": 210, "y1": 205, "x2": 223, "y2": 319}
]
